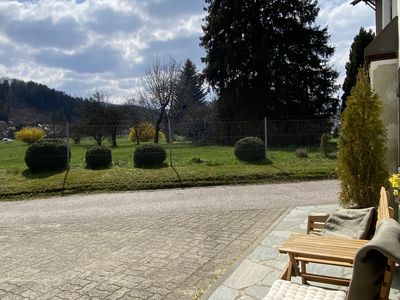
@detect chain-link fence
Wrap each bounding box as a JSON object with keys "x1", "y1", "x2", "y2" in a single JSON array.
[{"x1": 0, "y1": 119, "x2": 338, "y2": 198}]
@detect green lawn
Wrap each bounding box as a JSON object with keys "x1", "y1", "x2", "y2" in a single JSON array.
[{"x1": 0, "y1": 137, "x2": 337, "y2": 200}]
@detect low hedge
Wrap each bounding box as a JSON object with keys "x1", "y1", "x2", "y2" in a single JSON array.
[
  {"x1": 234, "y1": 137, "x2": 265, "y2": 162},
  {"x1": 134, "y1": 144, "x2": 166, "y2": 167},
  {"x1": 25, "y1": 139, "x2": 70, "y2": 173},
  {"x1": 85, "y1": 146, "x2": 112, "y2": 169}
]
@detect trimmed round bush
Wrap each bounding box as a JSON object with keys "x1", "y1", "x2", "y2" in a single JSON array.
[
  {"x1": 25, "y1": 139, "x2": 70, "y2": 173},
  {"x1": 134, "y1": 144, "x2": 166, "y2": 167},
  {"x1": 85, "y1": 146, "x2": 112, "y2": 169},
  {"x1": 234, "y1": 137, "x2": 265, "y2": 162}
]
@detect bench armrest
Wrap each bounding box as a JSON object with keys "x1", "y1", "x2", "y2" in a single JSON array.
[{"x1": 306, "y1": 214, "x2": 329, "y2": 234}]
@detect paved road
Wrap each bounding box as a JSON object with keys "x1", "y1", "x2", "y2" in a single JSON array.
[{"x1": 0, "y1": 180, "x2": 338, "y2": 300}]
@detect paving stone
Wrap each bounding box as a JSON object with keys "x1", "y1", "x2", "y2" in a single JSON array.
[
  {"x1": 268, "y1": 230, "x2": 292, "y2": 239},
  {"x1": 0, "y1": 207, "x2": 284, "y2": 300},
  {"x1": 224, "y1": 260, "x2": 272, "y2": 290},
  {"x1": 260, "y1": 259, "x2": 287, "y2": 271},
  {"x1": 260, "y1": 235, "x2": 286, "y2": 248},
  {"x1": 261, "y1": 270, "x2": 282, "y2": 287},
  {"x1": 244, "y1": 285, "x2": 270, "y2": 300},
  {"x1": 208, "y1": 286, "x2": 239, "y2": 300},
  {"x1": 237, "y1": 295, "x2": 256, "y2": 300},
  {"x1": 247, "y1": 246, "x2": 277, "y2": 262},
  {"x1": 273, "y1": 221, "x2": 302, "y2": 231},
  {"x1": 108, "y1": 287, "x2": 130, "y2": 300},
  {"x1": 207, "y1": 204, "x2": 400, "y2": 299}
]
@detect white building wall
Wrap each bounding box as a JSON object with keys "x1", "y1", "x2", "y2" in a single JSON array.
[
  {"x1": 398, "y1": 0, "x2": 400, "y2": 67},
  {"x1": 383, "y1": 0, "x2": 391, "y2": 27},
  {"x1": 369, "y1": 59, "x2": 399, "y2": 173}
]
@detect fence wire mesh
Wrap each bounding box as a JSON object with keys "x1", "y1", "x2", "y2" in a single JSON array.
[{"x1": 0, "y1": 119, "x2": 337, "y2": 198}]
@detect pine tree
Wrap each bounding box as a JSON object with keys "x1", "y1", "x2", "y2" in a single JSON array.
[
  {"x1": 171, "y1": 59, "x2": 208, "y2": 142},
  {"x1": 172, "y1": 59, "x2": 207, "y2": 123},
  {"x1": 201, "y1": 0, "x2": 338, "y2": 121},
  {"x1": 337, "y1": 68, "x2": 387, "y2": 208},
  {"x1": 341, "y1": 27, "x2": 374, "y2": 112}
]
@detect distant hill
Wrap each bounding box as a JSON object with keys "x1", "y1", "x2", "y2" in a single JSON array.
[
  {"x1": 0, "y1": 78, "x2": 155, "y2": 127},
  {"x1": 0, "y1": 78, "x2": 85, "y2": 124}
]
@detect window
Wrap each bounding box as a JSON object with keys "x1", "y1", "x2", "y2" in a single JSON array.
[{"x1": 382, "y1": 0, "x2": 394, "y2": 28}]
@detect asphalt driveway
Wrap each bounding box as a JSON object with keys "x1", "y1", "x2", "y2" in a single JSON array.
[{"x1": 0, "y1": 180, "x2": 338, "y2": 300}]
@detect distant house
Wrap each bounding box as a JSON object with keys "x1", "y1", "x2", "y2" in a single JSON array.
[{"x1": 352, "y1": 0, "x2": 399, "y2": 173}]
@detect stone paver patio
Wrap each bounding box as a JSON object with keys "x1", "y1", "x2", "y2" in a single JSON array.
[
  {"x1": 205, "y1": 204, "x2": 400, "y2": 300},
  {"x1": 0, "y1": 181, "x2": 340, "y2": 299},
  {"x1": 0, "y1": 206, "x2": 284, "y2": 299}
]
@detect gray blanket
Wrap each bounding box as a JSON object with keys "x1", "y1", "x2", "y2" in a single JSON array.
[
  {"x1": 347, "y1": 218, "x2": 400, "y2": 300},
  {"x1": 321, "y1": 207, "x2": 377, "y2": 240}
]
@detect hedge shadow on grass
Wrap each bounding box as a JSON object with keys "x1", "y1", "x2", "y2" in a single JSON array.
[
  {"x1": 22, "y1": 168, "x2": 67, "y2": 179},
  {"x1": 84, "y1": 166, "x2": 113, "y2": 170},
  {"x1": 244, "y1": 158, "x2": 273, "y2": 166},
  {"x1": 134, "y1": 162, "x2": 169, "y2": 169}
]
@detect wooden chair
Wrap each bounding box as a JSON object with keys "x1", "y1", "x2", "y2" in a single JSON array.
[
  {"x1": 265, "y1": 218, "x2": 399, "y2": 300},
  {"x1": 280, "y1": 187, "x2": 395, "y2": 285},
  {"x1": 307, "y1": 187, "x2": 394, "y2": 235}
]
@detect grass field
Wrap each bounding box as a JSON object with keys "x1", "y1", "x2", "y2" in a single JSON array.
[{"x1": 0, "y1": 137, "x2": 337, "y2": 200}]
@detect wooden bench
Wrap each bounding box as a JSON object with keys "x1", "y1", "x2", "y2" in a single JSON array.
[
  {"x1": 279, "y1": 187, "x2": 396, "y2": 297},
  {"x1": 278, "y1": 234, "x2": 368, "y2": 286},
  {"x1": 268, "y1": 220, "x2": 399, "y2": 300},
  {"x1": 307, "y1": 186, "x2": 394, "y2": 235}
]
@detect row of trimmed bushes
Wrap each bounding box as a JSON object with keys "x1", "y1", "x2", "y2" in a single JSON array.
[
  {"x1": 24, "y1": 137, "x2": 269, "y2": 173},
  {"x1": 25, "y1": 139, "x2": 167, "y2": 172},
  {"x1": 85, "y1": 144, "x2": 167, "y2": 168}
]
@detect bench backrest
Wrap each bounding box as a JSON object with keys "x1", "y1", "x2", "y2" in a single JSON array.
[
  {"x1": 307, "y1": 186, "x2": 394, "y2": 235},
  {"x1": 377, "y1": 187, "x2": 395, "y2": 300},
  {"x1": 377, "y1": 187, "x2": 394, "y2": 225},
  {"x1": 305, "y1": 187, "x2": 396, "y2": 299}
]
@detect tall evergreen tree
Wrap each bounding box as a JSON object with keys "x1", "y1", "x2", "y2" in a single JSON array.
[
  {"x1": 337, "y1": 68, "x2": 387, "y2": 208},
  {"x1": 341, "y1": 27, "x2": 374, "y2": 112},
  {"x1": 201, "y1": 0, "x2": 338, "y2": 121},
  {"x1": 171, "y1": 59, "x2": 208, "y2": 142},
  {"x1": 172, "y1": 59, "x2": 207, "y2": 123}
]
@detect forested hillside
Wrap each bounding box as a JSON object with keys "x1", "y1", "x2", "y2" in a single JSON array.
[{"x1": 0, "y1": 78, "x2": 84, "y2": 124}]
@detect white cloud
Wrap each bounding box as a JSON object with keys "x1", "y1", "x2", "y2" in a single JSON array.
[
  {"x1": 6, "y1": 17, "x2": 88, "y2": 49},
  {"x1": 0, "y1": 0, "x2": 376, "y2": 102},
  {"x1": 317, "y1": 0, "x2": 375, "y2": 92}
]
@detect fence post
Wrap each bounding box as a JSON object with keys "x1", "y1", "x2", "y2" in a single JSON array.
[
  {"x1": 62, "y1": 122, "x2": 71, "y2": 196},
  {"x1": 66, "y1": 122, "x2": 70, "y2": 167},
  {"x1": 168, "y1": 117, "x2": 173, "y2": 167},
  {"x1": 264, "y1": 117, "x2": 268, "y2": 159}
]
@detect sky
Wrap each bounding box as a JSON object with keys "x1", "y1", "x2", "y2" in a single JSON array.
[{"x1": 0, "y1": 0, "x2": 375, "y2": 103}]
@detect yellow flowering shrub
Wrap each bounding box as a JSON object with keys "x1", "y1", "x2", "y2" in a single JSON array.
[
  {"x1": 15, "y1": 127, "x2": 46, "y2": 144},
  {"x1": 128, "y1": 122, "x2": 165, "y2": 143},
  {"x1": 389, "y1": 174, "x2": 400, "y2": 196}
]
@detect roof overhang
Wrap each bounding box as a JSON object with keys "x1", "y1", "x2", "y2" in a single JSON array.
[
  {"x1": 351, "y1": 0, "x2": 376, "y2": 10},
  {"x1": 365, "y1": 17, "x2": 398, "y2": 62}
]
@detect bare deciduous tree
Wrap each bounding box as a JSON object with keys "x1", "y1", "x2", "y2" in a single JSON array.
[
  {"x1": 139, "y1": 57, "x2": 180, "y2": 143},
  {"x1": 82, "y1": 91, "x2": 124, "y2": 146}
]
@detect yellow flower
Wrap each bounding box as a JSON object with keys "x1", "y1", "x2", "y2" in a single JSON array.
[{"x1": 389, "y1": 173, "x2": 400, "y2": 196}]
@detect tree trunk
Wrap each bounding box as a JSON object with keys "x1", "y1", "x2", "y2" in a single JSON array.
[
  {"x1": 135, "y1": 129, "x2": 140, "y2": 145},
  {"x1": 154, "y1": 121, "x2": 161, "y2": 144},
  {"x1": 154, "y1": 107, "x2": 166, "y2": 144},
  {"x1": 94, "y1": 133, "x2": 102, "y2": 146},
  {"x1": 164, "y1": 115, "x2": 169, "y2": 143},
  {"x1": 111, "y1": 126, "x2": 117, "y2": 147}
]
